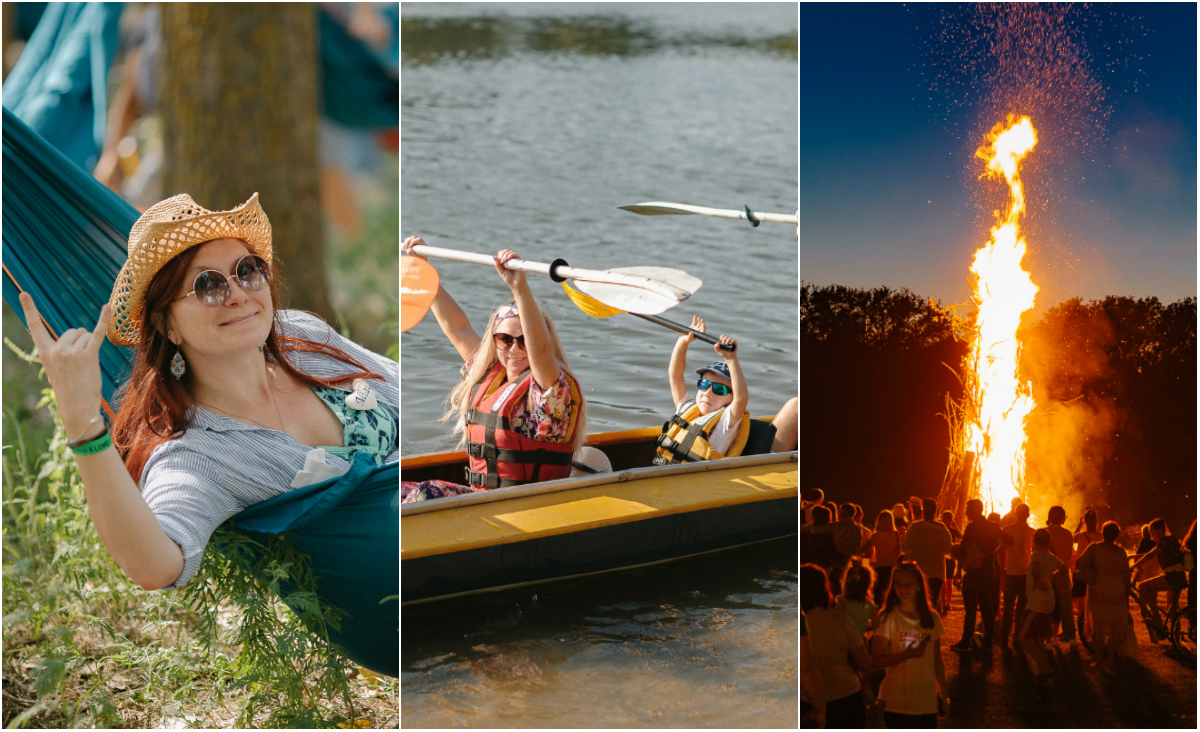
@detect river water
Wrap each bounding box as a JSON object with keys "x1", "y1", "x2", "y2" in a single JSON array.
[{"x1": 400, "y1": 2, "x2": 797, "y2": 727}]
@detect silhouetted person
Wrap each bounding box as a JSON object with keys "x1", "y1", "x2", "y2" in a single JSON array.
[
  {"x1": 901, "y1": 498, "x2": 952, "y2": 612},
  {"x1": 999, "y1": 503, "x2": 1034, "y2": 647},
  {"x1": 951, "y1": 499, "x2": 1013, "y2": 652},
  {"x1": 802, "y1": 564, "x2": 871, "y2": 728},
  {"x1": 1075, "y1": 521, "x2": 1132, "y2": 673},
  {"x1": 1045, "y1": 506, "x2": 1076, "y2": 642}
]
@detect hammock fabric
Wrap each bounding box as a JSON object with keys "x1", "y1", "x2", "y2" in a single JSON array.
[
  {"x1": 1, "y1": 2, "x2": 123, "y2": 172},
  {"x1": 1, "y1": 108, "x2": 399, "y2": 677},
  {"x1": 3, "y1": 3, "x2": 396, "y2": 177},
  {"x1": 233, "y1": 453, "x2": 398, "y2": 677},
  {"x1": 2, "y1": 107, "x2": 136, "y2": 410},
  {"x1": 318, "y1": 8, "x2": 399, "y2": 130}
]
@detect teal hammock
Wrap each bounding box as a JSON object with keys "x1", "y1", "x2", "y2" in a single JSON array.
[
  {"x1": 3, "y1": 3, "x2": 397, "y2": 173},
  {"x1": 0, "y1": 2, "x2": 123, "y2": 172},
  {"x1": 1, "y1": 108, "x2": 398, "y2": 678},
  {"x1": 319, "y1": 7, "x2": 399, "y2": 130}
]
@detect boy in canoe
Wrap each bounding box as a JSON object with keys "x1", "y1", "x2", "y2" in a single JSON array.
[{"x1": 654, "y1": 316, "x2": 749, "y2": 464}]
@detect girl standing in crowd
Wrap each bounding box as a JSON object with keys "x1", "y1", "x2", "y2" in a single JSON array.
[{"x1": 871, "y1": 562, "x2": 946, "y2": 728}]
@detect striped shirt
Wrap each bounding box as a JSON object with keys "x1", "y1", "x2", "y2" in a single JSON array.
[{"x1": 140, "y1": 310, "x2": 398, "y2": 589}]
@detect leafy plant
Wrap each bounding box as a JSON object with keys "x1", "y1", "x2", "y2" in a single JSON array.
[{"x1": 2, "y1": 354, "x2": 395, "y2": 728}]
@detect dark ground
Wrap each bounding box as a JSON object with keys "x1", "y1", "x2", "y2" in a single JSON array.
[{"x1": 807, "y1": 587, "x2": 1197, "y2": 729}]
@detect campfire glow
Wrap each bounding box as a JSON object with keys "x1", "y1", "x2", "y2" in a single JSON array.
[{"x1": 966, "y1": 116, "x2": 1039, "y2": 516}]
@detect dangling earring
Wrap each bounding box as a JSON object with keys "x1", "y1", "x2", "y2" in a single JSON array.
[{"x1": 170, "y1": 346, "x2": 187, "y2": 380}]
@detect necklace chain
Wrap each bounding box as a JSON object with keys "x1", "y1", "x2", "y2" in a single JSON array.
[{"x1": 194, "y1": 366, "x2": 287, "y2": 434}]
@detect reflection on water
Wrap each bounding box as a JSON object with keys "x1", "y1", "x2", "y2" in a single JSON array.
[
  {"x1": 401, "y1": 538, "x2": 798, "y2": 728},
  {"x1": 401, "y1": 15, "x2": 797, "y2": 64}
]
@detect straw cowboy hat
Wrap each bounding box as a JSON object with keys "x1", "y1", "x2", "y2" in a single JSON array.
[{"x1": 107, "y1": 193, "x2": 273, "y2": 346}]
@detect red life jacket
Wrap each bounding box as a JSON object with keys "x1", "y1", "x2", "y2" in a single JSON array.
[{"x1": 464, "y1": 364, "x2": 581, "y2": 490}]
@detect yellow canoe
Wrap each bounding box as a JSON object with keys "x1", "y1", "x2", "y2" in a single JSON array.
[{"x1": 402, "y1": 426, "x2": 798, "y2": 605}]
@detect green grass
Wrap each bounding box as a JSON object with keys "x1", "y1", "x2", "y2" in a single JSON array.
[{"x1": 2, "y1": 181, "x2": 399, "y2": 728}]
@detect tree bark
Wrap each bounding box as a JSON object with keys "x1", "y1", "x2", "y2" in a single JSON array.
[
  {"x1": 159, "y1": 3, "x2": 332, "y2": 320},
  {"x1": 2, "y1": 3, "x2": 17, "y2": 81}
]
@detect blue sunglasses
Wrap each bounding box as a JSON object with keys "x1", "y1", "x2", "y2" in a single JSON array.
[{"x1": 697, "y1": 379, "x2": 732, "y2": 397}]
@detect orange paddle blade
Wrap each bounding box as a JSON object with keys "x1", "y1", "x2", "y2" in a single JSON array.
[{"x1": 401, "y1": 256, "x2": 439, "y2": 332}]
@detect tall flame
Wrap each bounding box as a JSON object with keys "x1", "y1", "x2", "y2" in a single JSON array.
[{"x1": 966, "y1": 116, "x2": 1039, "y2": 516}]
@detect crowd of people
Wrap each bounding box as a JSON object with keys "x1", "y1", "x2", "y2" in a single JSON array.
[{"x1": 800, "y1": 489, "x2": 1197, "y2": 728}]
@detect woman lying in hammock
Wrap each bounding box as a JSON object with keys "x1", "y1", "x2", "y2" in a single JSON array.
[{"x1": 19, "y1": 193, "x2": 399, "y2": 591}]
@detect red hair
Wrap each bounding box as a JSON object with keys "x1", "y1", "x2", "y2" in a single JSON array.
[{"x1": 111, "y1": 246, "x2": 385, "y2": 481}]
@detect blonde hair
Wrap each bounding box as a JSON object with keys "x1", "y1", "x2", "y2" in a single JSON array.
[{"x1": 442, "y1": 299, "x2": 588, "y2": 454}]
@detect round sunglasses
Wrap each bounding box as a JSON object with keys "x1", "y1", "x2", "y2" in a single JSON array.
[
  {"x1": 173, "y1": 254, "x2": 271, "y2": 306},
  {"x1": 493, "y1": 332, "x2": 527, "y2": 351},
  {"x1": 697, "y1": 378, "x2": 732, "y2": 397}
]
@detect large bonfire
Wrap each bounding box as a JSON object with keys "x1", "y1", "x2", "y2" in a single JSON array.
[{"x1": 943, "y1": 116, "x2": 1040, "y2": 518}]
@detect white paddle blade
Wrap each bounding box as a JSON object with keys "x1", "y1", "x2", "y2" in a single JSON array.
[
  {"x1": 572, "y1": 280, "x2": 684, "y2": 315},
  {"x1": 606, "y1": 266, "x2": 703, "y2": 297},
  {"x1": 572, "y1": 267, "x2": 698, "y2": 315}
]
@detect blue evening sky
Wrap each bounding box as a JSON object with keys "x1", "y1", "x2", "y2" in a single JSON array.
[{"x1": 801, "y1": 3, "x2": 1197, "y2": 309}]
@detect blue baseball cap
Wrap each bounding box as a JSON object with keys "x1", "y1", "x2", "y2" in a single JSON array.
[{"x1": 695, "y1": 361, "x2": 731, "y2": 382}]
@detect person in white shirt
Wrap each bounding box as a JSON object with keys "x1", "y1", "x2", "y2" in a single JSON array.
[
  {"x1": 900, "y1": 498, "x2": 953, "y2": 612},
  {"x1": 871, "y1": 562, "x2": 948, "y2": 727},
  {"x1": 1017, "y1": 529, "x2": 1067, "y2": 679},
  {"x1": 998, "y1": 503, "x2": 1035, "y2": 647}
]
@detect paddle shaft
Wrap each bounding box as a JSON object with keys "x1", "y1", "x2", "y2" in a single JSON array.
[
  {"x1": 410, "y1": 244, "x2": 690, "y2": 301},
  {"x1": 633, "y1": 313, "x2": 735, "y2": 352},
  {"x1": 621, "y1": 202, "x2": 797, "y2": 225}
]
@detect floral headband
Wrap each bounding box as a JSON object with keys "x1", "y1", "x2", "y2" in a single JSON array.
[{"x1": 494, "y1": 303, "x2": 519, "y2": 328}]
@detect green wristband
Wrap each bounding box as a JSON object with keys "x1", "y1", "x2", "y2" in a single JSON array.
[{"x1": 71, "y1": 430, "x2": 112, "y2": 456}]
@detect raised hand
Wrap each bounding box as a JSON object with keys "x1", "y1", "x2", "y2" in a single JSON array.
[
  {"x1": 681, "y1": 315, "x2": 705, "y2": 345},
  {"x1": 19, "y1": 292, "x2": 110, "y2": 441},
  {"x1": 402, "y1": 235, "x2": 427, "y2": 258},
  {"x1": 715, "y1": 333, "x2": 737, "y2": 355},
  {"x1": 494, "y1": 249, "x2": 527, "y2": 292}
]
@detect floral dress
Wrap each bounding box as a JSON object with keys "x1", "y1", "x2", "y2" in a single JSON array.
[
  {"x1": 312, "y1": 386, "x2": 399, "y2": 465},
  {"x1": 401, "y1": 364, "x2": 576, "y2": 503}
]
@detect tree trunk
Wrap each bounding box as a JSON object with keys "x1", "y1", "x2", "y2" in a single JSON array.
[
  {"x1": 2, "y1": 3, "x2": 17, "y2": 81},
  {"x1": 159, "y1": 3, "x2": 332, "y2": 320}
]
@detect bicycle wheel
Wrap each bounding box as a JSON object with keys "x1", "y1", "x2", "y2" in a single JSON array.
[{"x1": 1171, "y1": 606, "x2": 1196, "y2": 659}]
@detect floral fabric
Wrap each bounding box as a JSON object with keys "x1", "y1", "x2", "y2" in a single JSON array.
[
  {"x1": 463, "y1": 360, "x2": 576, "y2": 443},
  {"x1": 402, "y1": 480, "x2": 485, "y2": 504},
  {"x1": 312, "y1": 385, "x2": 398, "y2": 466}
]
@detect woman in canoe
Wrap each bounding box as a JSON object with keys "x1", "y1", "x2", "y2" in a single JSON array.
[
  {"x1": 401, "y1": 236, "x2": 587, "y2": 503},
  {"x1": 19, "y1": 193, "x2": 399, "y2": 592}
]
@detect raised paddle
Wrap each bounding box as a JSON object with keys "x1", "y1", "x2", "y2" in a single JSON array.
[
  {"x1": 407, "y1": 243, "x2": 700, "y2": 316},
  {"x1": 401, "y1": 256, "x2": 440, "y2": 332},
  {"x1": 619, "y1": 201, "x2": 797, "y2": 226},
  {"x1": 560, "y1": 282, "x2": 735, "y2": 352}
]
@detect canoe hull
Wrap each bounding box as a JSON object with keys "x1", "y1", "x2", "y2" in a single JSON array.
[
  {"x1": 402, "y1": 434, "x2": 798, "y2": 605},
  {"x1": 404, "y1": 492, "x2": 797, "y2": 604}
]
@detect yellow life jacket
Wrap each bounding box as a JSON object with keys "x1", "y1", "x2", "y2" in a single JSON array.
[{"x1": 653, "y1": 399, "x2": 750, "y2": 465}]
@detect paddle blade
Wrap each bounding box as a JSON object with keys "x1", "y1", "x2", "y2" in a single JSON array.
[
  {"x1": 573, "y1": 265, "x2": 698, "y2": 316},
  {"x1": 608, "y1": 266, "x2": 702, "y2": 296},
  {"x1": 561, "y1": 282, "x2": 624, "y2": 318},
  {"x1": 618, "y1": 203, "x2": 694, "y2": 216},
  {"x1": 401, "y1": 256, "x2": 439, "y2": 332}
]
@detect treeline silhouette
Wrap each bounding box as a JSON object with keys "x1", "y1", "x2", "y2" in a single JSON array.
[{"x1": 802, "y1": 283, "x2": 1196, "y2": 528}]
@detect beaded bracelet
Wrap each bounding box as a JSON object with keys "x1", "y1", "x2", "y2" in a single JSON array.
[{"x1": 71, "y1": 424, "x2": 112, "y2": 456}]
